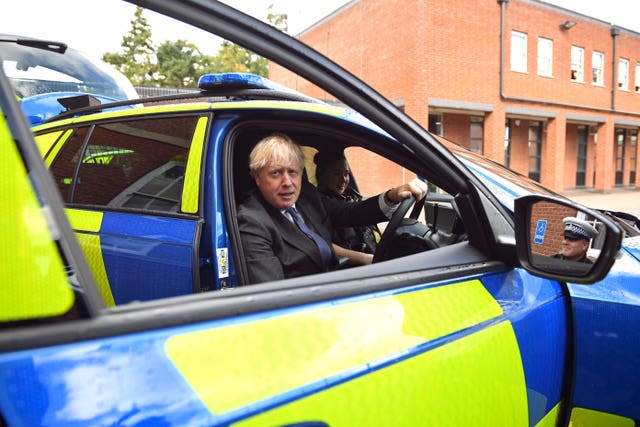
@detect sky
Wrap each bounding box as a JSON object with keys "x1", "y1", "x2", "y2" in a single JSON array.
[
  {"x1": 0, "y1": 0, "x2": 348, "y2": 59},
  {"x1": 1, "y1": 0, "x2": 639, "y2": 61}
]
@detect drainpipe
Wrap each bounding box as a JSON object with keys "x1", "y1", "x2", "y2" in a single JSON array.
[
  {"x1": 498, "y1": 0, "x2": 508, "y2": 99},
  {"x1": 611, "y1": 26, "x2": 620, "y2": 111}
]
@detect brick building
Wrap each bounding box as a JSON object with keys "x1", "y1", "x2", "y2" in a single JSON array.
[{"x1": 269, "y1": 0, "x2": 640, "y2": 193}]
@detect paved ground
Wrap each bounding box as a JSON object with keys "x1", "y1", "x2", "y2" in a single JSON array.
[{"x1": 561, "y1": 187, "x2": 640, "y2": 217}]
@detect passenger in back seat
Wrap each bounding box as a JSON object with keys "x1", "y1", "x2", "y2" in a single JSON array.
[{"x1": 314, "y1": 150, "x2": 380, "y2": 266}]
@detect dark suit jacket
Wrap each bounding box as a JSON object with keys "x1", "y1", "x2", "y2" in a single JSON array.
[{"x1": 238, "y1": 184, "x2": 386, "y2": 284}]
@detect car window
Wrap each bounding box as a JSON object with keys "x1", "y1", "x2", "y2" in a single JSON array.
[
  {"x1": 0, "y1": 37, "x2": 137, "y2": 100},
  {"x1": 47, "y1": 116, "x2": 199, "y2": 213}
]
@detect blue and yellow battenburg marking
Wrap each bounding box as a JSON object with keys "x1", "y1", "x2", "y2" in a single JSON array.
[
  {"x1": 0, "y1": 273, "x2": 572, "y2": 425},
  {"x1": 0, "y1": 114, "x2": 74, "y2": 322},
  {"x1": 570, "y1": 407, "x2": 635, "y2": 427},
  {"x1": 182, "y1": 116, "x2": 208, "y2": 214},
  {"x1": 65, "y1": 208, "x2": 115, "y2": 307},
  {"x1": 165, "y1": 279, "x2": 529, "y2": 426}
]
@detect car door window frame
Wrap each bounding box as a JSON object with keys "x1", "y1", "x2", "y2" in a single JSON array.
[{"x1": 42, "y1": 113, "x2": 207, "y2": 217}]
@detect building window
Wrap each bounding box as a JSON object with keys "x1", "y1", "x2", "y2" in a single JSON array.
[
  {"x1": 576, "y1": 126, "x2": 588, "y2": 187},
  {"x1": 618, "y1": 58, "x2": 629, "y2": 90},
  {"x1": 470, "y1": 117, "x2": 483, "y2": 154},
  {"x1": 537, "y1": 37, "x2": 553, "y2": 77},
  {"x1": 615, "y1": 129, "x2": 626, "y2": 185},
  {"x1": 570, "y1": 46, "x2": 584, "y2": 82},
  {"x1": 635, "y1": 63, "x2": 640, "y2": 92},
  {"x1": 630, "y1": 131, "x2": 637, "y2": 184},
  {"x1": 528, "y1": 122, "x2": 542, "y2": 182},
  {"x1": 504, "y1": 119, "x2": 512, "y2": 168},
  {"x1": 592, "y1": 51, "x2": 604, "y2": 86},
  {"x1": 510, "y1": 31, "x2": 527, "y2": 73},
  {"x1": 428, "y1": 113, "x2": 443, "y2": 136}
]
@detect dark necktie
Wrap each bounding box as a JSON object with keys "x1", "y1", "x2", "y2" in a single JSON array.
[{"x1": 286, "y1": 206, "x2": 332, "y2": 268}]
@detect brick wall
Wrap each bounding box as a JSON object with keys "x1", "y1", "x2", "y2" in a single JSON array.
[
  {"x1": 529, "y1": 201, "x2": 577, "y2": 256},
  {"x1": 269, "y1": 0, "x2": 640, "y2": 192}
]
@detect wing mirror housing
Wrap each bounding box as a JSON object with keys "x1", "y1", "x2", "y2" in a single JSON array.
[{"x1": 514, "y1": 195, "x2": 623, "y2": 284}]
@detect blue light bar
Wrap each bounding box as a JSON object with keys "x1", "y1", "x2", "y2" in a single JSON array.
[{"x1": 198, "y1": 73, "x2": 282, "y2": 91}]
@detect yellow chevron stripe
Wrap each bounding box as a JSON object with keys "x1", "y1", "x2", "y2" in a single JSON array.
[
  {"x1": 165, "y1": 279, "x2": 509, "y2": 419},
  {"x1": 181, "y1": 116, "x2": 208, "y2": 214},
  {"x1": 65, "y1": 208, "x2": 115, "y2": 307}
]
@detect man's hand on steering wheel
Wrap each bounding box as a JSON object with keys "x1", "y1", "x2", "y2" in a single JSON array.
[
  {"x1": 374, "y1": 178, "x2": 430, "y2": 263},
  {"x1": 384, "y1": 178, "x2": 429, "y2": 205}
]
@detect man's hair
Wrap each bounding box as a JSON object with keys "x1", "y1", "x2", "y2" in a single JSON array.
[
  {"x1": 313, "y1": 150, "x2": 346, "y2": 181},
  {"x1": 249, "y1": 133, "x2": 305, "y2": 176}
]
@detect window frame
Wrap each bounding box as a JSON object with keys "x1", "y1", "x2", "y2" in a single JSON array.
[
  {"x1": 570, "y1": 45, "x2": 584, "y2": 83},
  {"x1": 527, "y1": 122, "x2": 542, "y2": 182},
  {"x1": 469, "y1": 116, "x2": 484, "y2": 154},
  {"x1": 510, "y1": 31, "x2": 528, "y2": 73},
  {"x1": 537, "y1": 37, "x2": 553, "y2": 77},
  {"x1": 592, "y1": 51, "x2": 605, "y2": 86},
  {"x1": 618, "y1": 58, "x2": 629, "y2": 91},
  {"x1": 46, "y1": 114, "x2": 202, "y2": 216}
]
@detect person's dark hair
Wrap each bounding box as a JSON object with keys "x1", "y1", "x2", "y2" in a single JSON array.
[{"x1": 313, "y1": 150, "x2": 346, "y2": 181}]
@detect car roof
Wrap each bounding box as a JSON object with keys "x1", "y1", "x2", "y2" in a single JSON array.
[{"x1": 31, "y1": 73, "x2": 391, "y2": 140}]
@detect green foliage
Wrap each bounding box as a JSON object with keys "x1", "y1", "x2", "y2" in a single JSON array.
[
  {"x1": 267, "y1": 4, "x2": 288, "y2": 32},
  {"x1": 205, "y1": 41, "x2": 268, "y2": 76},
  {"x1": 102, "y1": 6, "x2": 270, "y2": 89},
  {"x1": 102, "y1": 7, "x2": 155, "y2": 85},
  {"x1": 155, "y1": 40, "x2": 208, "y2": 87}
]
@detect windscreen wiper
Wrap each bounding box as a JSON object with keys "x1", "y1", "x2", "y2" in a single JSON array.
[{"x1": 0, "y1": 37, "x2": 67, "y2": 54}]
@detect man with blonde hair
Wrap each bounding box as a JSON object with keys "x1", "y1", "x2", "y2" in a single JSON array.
[{"x1": 238, "y1": 133, "x2": 427, "y2": 284}]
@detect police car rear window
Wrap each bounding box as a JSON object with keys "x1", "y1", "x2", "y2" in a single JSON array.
[{"x1": 48, "y1": 116, "x2": 197, "y2": 213}]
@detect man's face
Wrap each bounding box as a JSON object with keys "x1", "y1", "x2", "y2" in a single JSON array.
[
  {"x1": 254, "y1": 160, "x2": 302, "y2": 210},
  {"x1": 560, "y1": 235, "x2": 589, "y2": 260}
]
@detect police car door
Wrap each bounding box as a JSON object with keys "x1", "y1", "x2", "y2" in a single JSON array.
[{"x1": 36, "y1": 113, "x2": 209, "y2": 305}]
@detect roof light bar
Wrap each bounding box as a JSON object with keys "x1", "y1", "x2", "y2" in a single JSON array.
[{"x1": 198, "y1": 73, "x2": 282, "y2": 91}]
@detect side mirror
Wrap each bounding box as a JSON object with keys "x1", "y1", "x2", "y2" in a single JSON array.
[{"x1": 514, "y1": 195, "x2": 623, "y2": 284}]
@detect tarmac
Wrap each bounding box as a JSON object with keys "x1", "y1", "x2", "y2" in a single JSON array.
[{"x1": 561, "y1": 187, "x2": 640, "y2": 217}]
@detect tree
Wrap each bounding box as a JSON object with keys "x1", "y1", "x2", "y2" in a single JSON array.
[
  {"x1": 155, "y1": 40, "x2": 209, "y2": 87},
  {"x1": 102, "y1": 7, "x2": 155, "y2": 85},
  {"x1": 267, "y1": 4, "x2": 288, "y2": 33},
  {"x1": 103, "y1": 6, "x2": 270, "y2": 88},
  {"x1": 206, "y1": 41, "x2": 268, "y2": 76}
]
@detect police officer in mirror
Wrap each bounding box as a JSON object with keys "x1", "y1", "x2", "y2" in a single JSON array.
[{"x1": 553, "y1": 217, "x2": 598, "y2": 264}]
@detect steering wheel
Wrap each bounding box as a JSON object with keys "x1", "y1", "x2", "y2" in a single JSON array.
[
  {"x1": 373, "y1": 195, "x2": 427, "y2": 263},
  {"x1": 409, "y1": 193, "x2": 426, "y2": 221}
]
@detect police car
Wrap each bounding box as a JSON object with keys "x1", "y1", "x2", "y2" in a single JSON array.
[
  {"x1": 0, "y1": 34, "x2": 138, "y2": 126},
  {"x1": 0, "y1": 1, "x2": 639, "y2": 426}
]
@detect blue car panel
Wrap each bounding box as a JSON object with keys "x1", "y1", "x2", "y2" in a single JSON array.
[
  {"x1": 483, "y1": 270, "x2": 569, "y2": 427},
  {"x1": 101, "y1": 211, "x2": 201, "y2": 304},
  {"x1": 568, "y1": 249, "x2": 640, "y2": 420},
  {"x1": 0, "y1": 270, "x2": 566, "y2": 426}
]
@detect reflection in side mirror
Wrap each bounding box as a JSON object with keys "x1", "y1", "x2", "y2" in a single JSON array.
[{"x1": 514, "y1": 195, "x2": 623, "y2": 284}]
